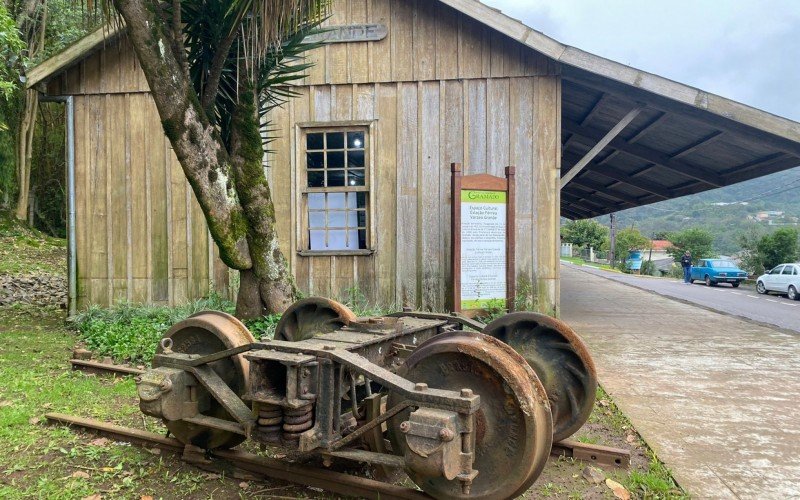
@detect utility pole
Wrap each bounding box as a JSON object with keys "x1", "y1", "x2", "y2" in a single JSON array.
[{"x1": 609, "y1": 213, "x2": 616, "y2": 265}]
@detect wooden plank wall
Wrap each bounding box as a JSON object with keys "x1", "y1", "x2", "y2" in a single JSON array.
[
  {"x1": 273, "y1": 76, "x2": 561, "y2": 313},
  {"x1": 267, "y1": 0, "x2": 562, "y2": 314},
  {"x1": 303, "y1": 0, "x2": 556, "y2": 86},
  {"x1": 64, "y1": 38, "x2": 226, "y2": 309}
]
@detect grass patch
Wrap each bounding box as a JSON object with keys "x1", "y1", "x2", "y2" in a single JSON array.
[
  {"x1": 588, "y1": 386, "x2": 687, "y2": 499},
  {"x1": 0, "y1": 211, "x2": 66, "y2": 276}
]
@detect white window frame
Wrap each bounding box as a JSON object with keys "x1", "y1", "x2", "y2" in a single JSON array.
[{"x1": 295, "y1": 120, "x2": 376, "y2": 256}]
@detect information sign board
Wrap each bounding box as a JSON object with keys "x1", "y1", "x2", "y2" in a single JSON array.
[{"x1": 450, "y1": 164, "x2": 516, "y2": 314}]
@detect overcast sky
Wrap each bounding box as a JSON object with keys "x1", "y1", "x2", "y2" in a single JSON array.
[{"x1": 482, "y1": 0, "x2": 800, "y2": 122}]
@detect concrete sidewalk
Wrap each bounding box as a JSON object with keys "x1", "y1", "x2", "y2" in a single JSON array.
[{"x1": 561, "y1": 264, "x2": 800, "y2": 499}]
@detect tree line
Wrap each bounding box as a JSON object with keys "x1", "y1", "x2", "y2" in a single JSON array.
[{"x1": 561, "y1": 218, "x2": 799, "y2": 275}]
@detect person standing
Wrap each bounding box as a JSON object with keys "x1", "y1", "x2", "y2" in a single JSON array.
[{"x1": 680, "y1": 250, "x2": 693, "y2": 284}]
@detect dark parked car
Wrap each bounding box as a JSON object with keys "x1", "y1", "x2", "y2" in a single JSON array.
[{"x1": 690, "y1": 259, "x2": 747, "y2": 287}]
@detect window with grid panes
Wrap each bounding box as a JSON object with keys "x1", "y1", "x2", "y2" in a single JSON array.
[{"x1": 302, "y1": 128, "x2": 369, "y2": 252}]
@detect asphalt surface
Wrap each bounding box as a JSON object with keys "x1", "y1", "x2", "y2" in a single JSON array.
[{"x1": 562, "y1": 262, "x2": 800, "y2": 334}]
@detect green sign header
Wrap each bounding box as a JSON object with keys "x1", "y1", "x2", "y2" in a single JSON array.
[{"x1": 461, "y1": 189, "x2": 506, "y2": 203}]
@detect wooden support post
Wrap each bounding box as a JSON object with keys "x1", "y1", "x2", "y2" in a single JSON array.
[
  {"x1": 505, "y1": 166, "x2": 516, "y2": 311},
  {"x1": 450, "y1": 163, "x2": 462, "y2": 312}
]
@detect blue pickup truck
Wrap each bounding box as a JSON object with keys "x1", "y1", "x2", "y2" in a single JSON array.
[{"x1": 690, "y1": 259, "x2": 748, "y2": 287}]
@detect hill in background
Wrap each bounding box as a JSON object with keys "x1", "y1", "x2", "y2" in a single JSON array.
[{"x1": 609, "y1": 166, "x2": 800, "y2": 255}]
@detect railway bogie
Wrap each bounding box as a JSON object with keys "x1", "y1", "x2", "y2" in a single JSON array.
[{"x1": 136, "y1": 298, "x2": 597, "y2": 499}]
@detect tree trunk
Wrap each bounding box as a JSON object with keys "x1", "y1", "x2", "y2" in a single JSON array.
[
  {"x1": 229, "y1": 94, "x2": 297, "y2": 318},
  {"x1": 14, "y1": 89, "x2": 38, "y2": 221},
  {"x1": 113, "y1": 0, "x2": 253, "y2": 271},
  {"x1": 114, "y1": 0, "x2": 297, "y2": 317}
]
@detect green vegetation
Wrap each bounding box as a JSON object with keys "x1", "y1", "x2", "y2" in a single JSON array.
[
  {"x1": 610, "y1": 227, "x2": 651, "y2": 262},
  {"x1": 0, "y1": 304, "x2": 289, "y2": 499},
  {"x1": 666, "y1": 227, "x2": 715, "y2": 261},
  {"x1": 0, "y1": 210, "x2": 65, "y2": 275},
  {"x1": 614, "y1": 166, "x2": 800, "y2": 255},
  {"x1": 755, "y1": 227, "x2": 799, "y2": 271},
  {"x1": 72, "y1": 294, "x2": 236, "y2": 363},
  {"x1": 561, "y1": 219, "x2": 609, "y2": 251}
]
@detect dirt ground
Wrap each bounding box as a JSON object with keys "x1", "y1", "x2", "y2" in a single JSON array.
[{"x1": 0, "y1": 303, "x2": 686, "y2": 499}]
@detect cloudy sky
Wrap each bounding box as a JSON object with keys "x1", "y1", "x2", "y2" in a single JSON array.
[{"x1": 482, "y1": 0, "x2": 800, "y2": 122}]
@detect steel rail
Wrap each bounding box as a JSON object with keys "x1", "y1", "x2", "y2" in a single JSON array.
[{"x1": 45, "y1": 413, "x2": 431, "y2": 500}]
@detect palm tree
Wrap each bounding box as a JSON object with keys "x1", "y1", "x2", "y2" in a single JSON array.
[{"x1": 104, "y1": 0, "x2": 327, "y2": 317}]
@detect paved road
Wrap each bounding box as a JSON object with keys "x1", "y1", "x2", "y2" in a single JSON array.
[
  {"x1": 561, "y1": 264, "x2": 800, "y2": 499},
  {"x1": 563, "y1": 262, "x2": 800, "y2": 334}
]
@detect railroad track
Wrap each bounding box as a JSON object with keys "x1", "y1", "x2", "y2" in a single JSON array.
[{"x1": 45, "y1": 413, "x2": 431, "y2": 500}]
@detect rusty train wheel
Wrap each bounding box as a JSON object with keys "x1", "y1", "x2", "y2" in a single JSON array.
[
  {"x1": 483, "y1": 312, "x2": 597, "y2": 442},
  {"x1": 387, "y1": 331, "x2": 552, "y2": 500},
  {"x1": 154, "y1": 310, "x2": 255, "y2": 450},
  {"x1": 274, "y1": 297, "x2": 356, "y2": 342}
]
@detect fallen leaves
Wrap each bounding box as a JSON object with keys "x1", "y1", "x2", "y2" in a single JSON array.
[
  {"x1": 605, "y1": 478, "x2": 631, "y2": 500},
  {"x1": 89, "y1": 437, "x2": 110, "y2": 447}
]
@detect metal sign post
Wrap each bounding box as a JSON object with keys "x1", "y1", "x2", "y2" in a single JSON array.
[{"x1": 450, "y1": 163, "x2": 516, "y2": 314}]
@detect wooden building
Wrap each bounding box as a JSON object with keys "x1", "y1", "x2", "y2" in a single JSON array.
[{"x1": 27, "y1": 0, "x2": 800, "y2": 315}]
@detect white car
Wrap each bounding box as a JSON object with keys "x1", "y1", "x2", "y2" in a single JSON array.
[{"x1": 756, "y1": 263, "x2": 800, "y2": 300}]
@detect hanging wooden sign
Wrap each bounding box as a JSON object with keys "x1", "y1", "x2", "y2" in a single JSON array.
[
  {"x1": 305, "y1": 24, "x2": 388, "y2": 44},
  {"x1": 451, "y1": 163, "x2": 516, "y2": 314}
]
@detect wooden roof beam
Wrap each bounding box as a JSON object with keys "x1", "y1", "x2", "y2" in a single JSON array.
[
  {"x1": 560, "y1": 106, "x2": 645, "y2": 188},
  {"x1": 561, "y1": 190, "x2": 610, "y2": 211},
  {"x1": 562, "y1": 149, "x2": 673, "y2": 200},
  {"x1": 570, "y1": 177, "x2": 643, "y2": 205},
  {"x1": 560, "y1": 204, "x2": 595, "y2": 219},
  {"x1": 580, "y1": 93, "x2": 610, "y2": 127},
  {"x1": 670, "y1": 131, "x2": 724, "y2": 159},
  {"x1": 724, "y1": 154, "x2": 800, "y2": 184},
  {"x1": 563, "y1": 117, "x2": 725, "y2": 187},
  {"x1": 561, "y1": 206, "x2": 590, "y2": 220}
]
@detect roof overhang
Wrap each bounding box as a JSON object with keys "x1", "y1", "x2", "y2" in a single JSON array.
[{"x1": 440, "y1": 0, "x2": 800, "y2": 219}]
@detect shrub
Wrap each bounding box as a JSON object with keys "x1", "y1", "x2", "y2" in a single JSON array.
[{"x1": 72, "y1": 293, "x2": 237, "y2": 364}]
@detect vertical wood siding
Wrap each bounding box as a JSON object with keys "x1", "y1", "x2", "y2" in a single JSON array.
[
  {"x1": 301, "y1": 0, "x2": 556, "y2": 86},
  {"x1": 270, "y1": 75, "x2": 560, "y2": 313},
  {"x1": 72, "y1": 90, "x2": 223, "y2": 309},
  {"x1": 54, "y1": 0, "x2": 562, "y2": 314}
]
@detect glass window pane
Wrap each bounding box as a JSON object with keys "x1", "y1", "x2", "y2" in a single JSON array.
[
  {"x1": 347, "y1": 210, "x2": 358, "y2": 227},
  {"x1": 308, "y1": 171, "x2": 324, "y2": 187},
  {"x1": 345, "y1": 192, "x2": 357, "y2": 209},
  {"x1": 328, "y1": 230, "x2": 347, "y2": 249},
  {"x1": 327, "y1": 151, "x2": 345, "y2": 169},
  {"x1": 329, "y1": 211, "x2": 347, "y2": 228},
  {"x1": 327, "y1": 132, "x2": 344, "y2": 149},
  {"x1": 307, "y1": 152, "x2": 324, "y2": 169},
  {"x1": 348, "y1": 150, "x2": 364, "y2": 168},
  {"x1": 328, "y1": 193, "x2": 346, "y2": 209},
  {"x1": 783, "y1": 266, "x2": 793, "y2": 275},
  {"x1": 358, "y1": 229, "x2": 367, "y2": 249},
  {"x1": 328, "y1": 169, "x2": 345, "y2": 187},
  {"x1": 347, "y1": 169, "x2": 365, "y2": 186},
  {"x1": 308, "y1": 193, "x2": 325, "y2": 209},
  {"x1": 306, "y1": 133, "x2": 324, "y2": 150},
  {"x1": 357, "y1": 210, "x2": 367, "y2": 227},
  {"x1": 309, "y1": 211, "x2": 326, "y2": 228},
  {"x1": 347, "y1": 230, "x2": 359, "y2": 249},
  {"x1": 356, "y1": 192, "x2": 367, "y2": 208},
  {"x1": 309, "y1": 230, "x2": 326, "y2": 250},
  {"x1": 347, "y1": 131, "x2": 365, "y2": 149}
]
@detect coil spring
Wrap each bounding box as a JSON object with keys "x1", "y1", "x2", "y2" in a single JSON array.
[
  {"x1": 256, "y1": 403, "x2": 283, "y2": 443},
  {"x1": 282, "y1": 403, "x2": 314, "y2": 442}
]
